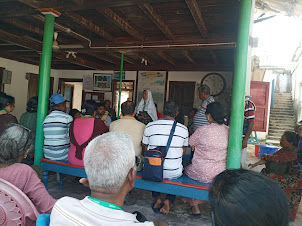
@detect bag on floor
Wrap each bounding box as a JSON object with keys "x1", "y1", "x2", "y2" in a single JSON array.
[{"x1": 142, "y1": 121, "x2": 177, "y2": 182}]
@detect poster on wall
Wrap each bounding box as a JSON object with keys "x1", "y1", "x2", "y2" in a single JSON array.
[
  {"x1": 93, "y1": 73, "x2": 112, "y2": 91},
  {"x1": 137, "y1": 71, "x2": 166, "y2": 114},
  {"x1": 113, "y1": 71, "x2": 125, "y2": 80}
]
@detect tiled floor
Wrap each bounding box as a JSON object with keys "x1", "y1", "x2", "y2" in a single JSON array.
[{"x1": 47, "y1": 145, "x2": 302, "y2": 225}]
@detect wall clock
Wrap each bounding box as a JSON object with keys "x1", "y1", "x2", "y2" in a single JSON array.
[{"x1": 201, "y1": 72, "x2": 226, "y2": 97}]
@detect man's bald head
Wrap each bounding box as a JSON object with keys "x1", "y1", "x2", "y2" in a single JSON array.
[{"x1": 121, "y1": 101, "x2": 136, "y2": 116}]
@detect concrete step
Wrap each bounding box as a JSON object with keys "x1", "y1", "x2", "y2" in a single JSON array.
[
  {"x1": 269, "y1": 116, "x2": 295, "y2": 120},
  {"x1": 270, "y1": 109, "x2": 294, "y2": 112},
  {"x1": 269, "y1": 126, "x2": 295, "y2": 131},
  {"x1": 268, "y1": 132, "x2": 287, "y2": 137},
  {"x1": 267, "y1": 135, "x2": 282, "y2": 141}
]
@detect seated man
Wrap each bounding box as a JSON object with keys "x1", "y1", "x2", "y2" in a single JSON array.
[
  {"x1": 43, "y1": 94, "x2": 73, "y2": 161},
  {"x1": 96, "y1": 102, "x2": 112, "y2": 127},
  {"x1": 110, "y1": 101, "x2": 145, "y2": 170},
  {"x1": 50, "y1": 131, "x2": 166, "y2": 226},
  {"x1": 104, "y1": 100, "x2": 117, "y2": 121},
  {"x1": 142, "y1": 101, "x2": 189, "y2": 215}
]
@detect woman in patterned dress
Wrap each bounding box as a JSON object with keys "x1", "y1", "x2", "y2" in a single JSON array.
[
  {"x1": 183, "y1": 102, "x2": 229, "y2": 215},
  {"x1": 250, "y1": 131, "x2": 302, "y2": 222}
]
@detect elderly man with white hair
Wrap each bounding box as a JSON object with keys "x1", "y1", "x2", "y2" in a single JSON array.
[{"x1": 50, "y1": 131, "x2": 166, "y2": 226}]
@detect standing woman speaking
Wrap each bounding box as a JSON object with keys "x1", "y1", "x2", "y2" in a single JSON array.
[
  {"x1": 136, "y1": 90, "x2": 158, "y2": 125},
  {"x1": 0, "y1": 92, "x2": 17, "y2": 135}
]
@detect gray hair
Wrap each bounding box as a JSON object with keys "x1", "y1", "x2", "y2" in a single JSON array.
[
  {"x1": 198, "y1": 84, "x2": 211, "y2": 94},
  {"x1": 84, "y1": 131, "x2": 135, "y2": 193},
  {"x1": 0, "y1": 124, "x2": 33, "y2": 163}
]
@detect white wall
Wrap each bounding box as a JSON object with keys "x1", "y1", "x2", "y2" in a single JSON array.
[
  {"x1": 0, "y1": 57, "x2": 58, "y2": 120},
  {"x1": 292, "y1": 62, "x2": 302, "y2": 122},
  {"x1": 167, "y1": 71, "x2": 233, "y2": 110}
]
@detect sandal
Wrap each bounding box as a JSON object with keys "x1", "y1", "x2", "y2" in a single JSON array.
[
  {"x1": 187, "y1": 208, "x2": 201, "y2": 216},
  {"x1": 151, "y1": 202, "x2": 164, "y2": 214}
]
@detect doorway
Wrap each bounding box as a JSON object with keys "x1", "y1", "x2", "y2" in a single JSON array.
[
  {"x1": 112, "y1": 80, "x2": 135, "y2": 116},
  {"x1": 169, "y1": 81, "x2": 196, "y2": 116}
]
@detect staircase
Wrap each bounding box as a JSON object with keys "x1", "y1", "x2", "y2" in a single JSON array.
[{"x1": 267, "y1": 93, "x2": 295, "y2": 145}]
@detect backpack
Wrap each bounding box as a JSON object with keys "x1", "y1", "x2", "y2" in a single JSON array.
[{"x1": 142, "y1": 121, "x2": 177, "y2": 182}]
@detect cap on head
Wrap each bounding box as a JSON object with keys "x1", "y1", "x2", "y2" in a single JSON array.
[{"x1": 50, "y1": 94, "x2": 66, "y2": 106}]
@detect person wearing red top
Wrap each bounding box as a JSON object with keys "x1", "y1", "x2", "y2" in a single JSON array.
[
  {"x1": 250, "y1": 131, "x2": 302, "y2": 221},
  {"x1": 155, "y1": 103, "x2": 163, "y2": 119},
  {"x1": 68, "y1": 100, "x2": 108, "y2": 166}
]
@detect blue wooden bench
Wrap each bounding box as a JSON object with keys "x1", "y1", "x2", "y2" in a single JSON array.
[{"x1": 40, "y1": 158, "x2": 211, "y2": 200}]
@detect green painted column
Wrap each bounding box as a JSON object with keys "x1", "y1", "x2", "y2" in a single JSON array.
[
  {"x1": 117, "y1": 52, "x2": 124, "y2": 119},
  {"x1": 34, "y1": 14, "x2": 55, "y2": 165},
  {"x1": 227, "y1": 0, "x2": 252, "y2": 169}
]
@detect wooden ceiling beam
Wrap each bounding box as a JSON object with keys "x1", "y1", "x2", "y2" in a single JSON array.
[
  {"x1": 32, "y1": 15, "x2": 89, "y2": 44},
  {"x1": 183, "y1": 50, "x2": 195, "y2": 64},
  {"x1": 53, "y1": 52, "x2": 103, "y2": 70},
  {"x1": 0, "y1": 29, "x2": 42, "y2": 51},
  {"x1": 110, "y1": 52, "x2": 136, "y2": 64},
  {"x1": 64, "y1": 12, "x2": 115, "y2": 41},
  {"x1": 133, "y1": 52, "x2": 155, "y2": 64},
  {"x1": 1, "y1": 18, "x2": 44, "y2": 36},
  {"x1": 139, "y1": 3, "x2": 175, "y2": 40},
  {"x1": 88, "y1": 53, "x2": 120, "y2": 65},
  {"x1": 185, "y1": 0, "x2": 219, "y2": 65},
  {"x1": 97, "y1": 8, "x2": 144, "y2": 41},
  {"x1": 157, "y1": 51, "x2": 175, "y2": 65}
]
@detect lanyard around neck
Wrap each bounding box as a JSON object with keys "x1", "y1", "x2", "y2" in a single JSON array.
[{"x1": 88, "y1": 196, "x2": 123, "y2": 210}]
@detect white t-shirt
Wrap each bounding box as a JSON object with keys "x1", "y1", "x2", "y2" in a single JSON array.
[
  {"x1": 50, "y1": 196, "x2": 154, "y2": 226},
  {"x1": 142, "y1": 118, "x2": 189, "y2": 179}
]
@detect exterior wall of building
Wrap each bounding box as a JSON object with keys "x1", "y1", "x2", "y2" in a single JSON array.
[{"x1": 292, "y1": 62, "x2": 302, "y2": 123}]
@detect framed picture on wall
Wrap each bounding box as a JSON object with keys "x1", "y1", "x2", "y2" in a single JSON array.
[{"x1": 93, "y1": 73, "x2": 112, "y2": 91}]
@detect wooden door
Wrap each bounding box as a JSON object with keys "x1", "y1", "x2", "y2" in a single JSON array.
[
  {"x1": 27, "y1": 73, "x2": 54, "y2": 100},
  {"x1": 0, "y1": 67, "x2": 4, "y2": 92},
  {"x1": 250, "y1": 81, "x2": 270, "y2": 132},
  {"x1": 169, "y1": 81, "x2": 195, "y2": 116}
]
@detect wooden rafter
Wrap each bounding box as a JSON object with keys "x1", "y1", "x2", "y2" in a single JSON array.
[
  {"x1": 185, "y1": 0, "x2": 218, "y2": 65},
  {"x1": 183, "y1": 50, "x2": 195, "y2": 64},
  {"x1": 97, "y1": 8, "x2": 144, "y2": 41},
  {"x1": 139, "y1": 3, "x2": 175, "y2": 40},
  {"x1": 139, "y1": 3, "x2": 196, "y2": 64},
  {"x1": 32, "y1": 15, "x2": 89, "y2": 44},
  {"x1": 110, "y1": 52, "x2": 136, "y2": 64},
  {"x1": 54, "y1": 53, "x2": 102, "y2": 70},
  {"x1": 64, "y1": 12, "x2": 115, "y2": 41},
  {"x1": 157, "y1": 51, "x2": 175, "y2": 65},
  {"x1": 2, "y1": 18, "x2": 44, "y2": 36},
  {"x1": 88, "y1": 53, "x2": 120, "y2": 65},
  {"x1": 0, "y1": 29, "x2": 102, "y2": 70},
  {"x1": 5, "y1": 0, "x2": 181, "y2": 18}
]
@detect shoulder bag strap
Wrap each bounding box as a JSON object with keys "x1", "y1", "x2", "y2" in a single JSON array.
[{"x1": 164, "y1": 121, "x2": 177, "y2": 158}]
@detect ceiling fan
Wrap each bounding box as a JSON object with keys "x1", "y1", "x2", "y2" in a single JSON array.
[{"x1": 52, "y1": 32, "x2": 84, "y2": 51}]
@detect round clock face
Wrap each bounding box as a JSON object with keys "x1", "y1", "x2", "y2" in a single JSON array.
[{"x1": 201, "y1": 73, "x2": 226, "y2": 97}]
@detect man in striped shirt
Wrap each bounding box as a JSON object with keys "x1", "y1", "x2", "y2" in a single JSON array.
[
  {"x1": 43, "y1": 94, "x2": 73, "y2": 161},
  {"x1": 192, "y1": 85, "x2": 215, "y2": 132},
  {"x1": 241, "y1": 96, "x2": 255, "y2": 168},
  {"x1": 142, "y1": 101, "x2": 189, "y2": 215}
]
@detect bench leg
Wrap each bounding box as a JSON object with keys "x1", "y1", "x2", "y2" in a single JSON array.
[
  {"x1": 59, "y1": 173, "x2": 64, "y2": 190},
  {"x1": 43, "y1": 170, "x2": 48, "y2": 190}
]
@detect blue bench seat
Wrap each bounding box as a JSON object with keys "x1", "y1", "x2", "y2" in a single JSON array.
[{"x1": 40, "y1": 158, "x2": 211, "y2": 200}]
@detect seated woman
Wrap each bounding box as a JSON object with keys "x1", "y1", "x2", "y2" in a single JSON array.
[
  {"x1": 0, "y1": 124, "x2": 56, "y2": 214},
  {"x1": 210, "y1": 169, "x2": 289, "y2": 226},
  {"x1": 0, "y1": 92, "x2": 17, "y2": 135},
  {"x1": 183, "y1": 102, "x2": 229, "y2": 215},
  {"x1": 20, "y1": 96, "x2": 38, "y2": 132},
  {"x1": 68, "y1": 100, "x2": 108, "y2": 166},
  {"x1": 136, "y1": 90, "x2": 157, "y2": 125},
  {"x1": 249, "y1": 131, "x2": 302, "y2": 222}
]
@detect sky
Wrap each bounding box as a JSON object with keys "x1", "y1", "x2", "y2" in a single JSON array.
[{"x1": 252, "y1": 13, "x2": 302, "y2": 69}]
